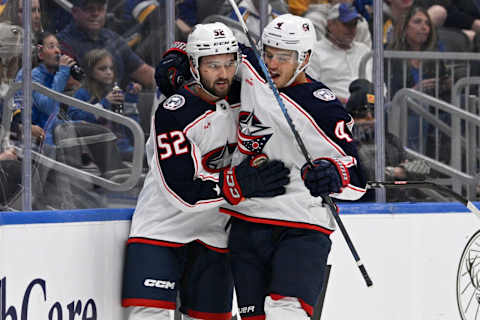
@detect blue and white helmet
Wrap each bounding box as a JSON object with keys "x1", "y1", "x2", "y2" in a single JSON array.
[
  {"x1": 186, "y1": 22, "x2": 240, "y2": 82},
  {"x1": 261, "y1": 14, "x2": 316, "y2": 86}
]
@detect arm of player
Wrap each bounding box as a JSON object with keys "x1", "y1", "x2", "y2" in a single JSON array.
[
  {"x1": 299, "y1": 95, "x2": 367, "y2": 201},
  {"x1": 152, "y1": 108, "x2": 290, "y2": 212}
]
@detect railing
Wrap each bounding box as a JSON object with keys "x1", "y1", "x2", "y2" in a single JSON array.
[
  {"x1": 1, "y1": 82, "x2": 145, "y2": 192},
  {"x1": 390, "y1": 88, "x2": 480, "y2": 197}
]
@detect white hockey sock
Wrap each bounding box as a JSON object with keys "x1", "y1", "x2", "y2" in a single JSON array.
[
  {"x1": 127, "y1": 306, "x2": 173, "y2": 320},
  {"x1": 264, "y1": 296, "x2": 310, "y2": 320}
]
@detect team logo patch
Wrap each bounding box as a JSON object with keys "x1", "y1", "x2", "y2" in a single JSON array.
[
  {"x1": 238, "y1": 111, "x2": 273, "y2": 155},
  {"x1": 163, "y1": 94, "x2": 185, "y2": 110},
  {"x1": 313, "y1": 88, "x2": 336, "y2": 101}
]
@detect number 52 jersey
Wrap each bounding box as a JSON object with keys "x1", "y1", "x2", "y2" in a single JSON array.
[{"x1": 128, "y1": 83, "x2": 241, "y2": 250}]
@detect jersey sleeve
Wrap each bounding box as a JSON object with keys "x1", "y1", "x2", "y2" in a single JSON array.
[
  {"x1": 149, "y1": 107, "x2": 225, "y2": 212},
  {"x1": 298, "y1": 97, "x2": 367, "y2": 201}
]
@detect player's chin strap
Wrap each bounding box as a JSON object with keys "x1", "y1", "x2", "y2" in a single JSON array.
[{"x1": 284, "y1": 53, "x2": 311, "y2": 87}]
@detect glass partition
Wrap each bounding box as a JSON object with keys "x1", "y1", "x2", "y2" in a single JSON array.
[{"x1": 2, "y1": 0, "x2": 480, "y2": 211}]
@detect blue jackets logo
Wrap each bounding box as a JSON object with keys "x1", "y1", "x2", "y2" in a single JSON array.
[{"x1": 0, "y1": 277, "x2": 97, "y2": 320}]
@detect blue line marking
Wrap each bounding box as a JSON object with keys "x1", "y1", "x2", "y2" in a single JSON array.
[
  {"x1": 1, "y1": 202, "x2": 478, "y2": 225},
  {"x1": 0, "y1": 208, "x2": 133, "y2": 225}
]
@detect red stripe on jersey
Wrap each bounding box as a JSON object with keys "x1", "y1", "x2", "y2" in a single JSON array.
[
  {"x1": 127, "y1": 237, "x2": 184, "y2": 247},
  {"x1": 196, "y1": 240, "x2": 229, "y2": 253},
  {"x1": 219, "y1": 208, "x2": 333, "y2": 235},
  {"x1": 186, "y1": 309, "x2": 232, "y2": 320},
  {"x1": 122, "y1": 298, "x2": 176, "y2": 309},
  {"x1": 242, "y1": 59, "x2": 267, "y2": 84}
]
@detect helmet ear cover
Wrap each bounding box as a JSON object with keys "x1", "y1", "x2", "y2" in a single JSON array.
[{"x1": 186, "y1": 22, "x2": 240, "y2": 82}]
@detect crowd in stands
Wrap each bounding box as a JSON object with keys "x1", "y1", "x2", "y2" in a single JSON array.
[{"x1": 0, "y1": 0, "x2": 479, "y2": 209}]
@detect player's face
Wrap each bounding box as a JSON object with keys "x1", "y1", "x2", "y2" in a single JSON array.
[
  {"x1": 93, "y1": 56, "x2": 114, "y2": 85},
  {"x1": 263, "y1": 46, "x2": 298, "y2": 88},
  {"x1": 198, "y1": 53, "x2": 237, "y2": 98}
]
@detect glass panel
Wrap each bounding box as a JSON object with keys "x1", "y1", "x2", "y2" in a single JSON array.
[
  {"x1": 3, "y1": 0, "x2": 480, "y2": 210},
  {"x1": 0, "y1": 0, "x2": 175, "y2": 210}
]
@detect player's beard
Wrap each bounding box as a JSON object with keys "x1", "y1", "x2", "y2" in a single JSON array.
[{"x1": 201, "y1": 76, "x2": 231, "y2": 98}]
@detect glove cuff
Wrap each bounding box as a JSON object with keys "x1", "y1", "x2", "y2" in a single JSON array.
[
  {"x1": 319, "y1": 157, "x2": 350, "y2": 188},
  {"x1": 163, "y1": 41, "x2": 187, "y2": 57},
  {"x1": 220, "y1": 167, "x2": 245, "y2": 205}
]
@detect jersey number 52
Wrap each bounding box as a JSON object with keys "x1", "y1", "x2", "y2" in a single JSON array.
[{"x1": 157, "y1": 131, "x2": 189, "y2": 160}]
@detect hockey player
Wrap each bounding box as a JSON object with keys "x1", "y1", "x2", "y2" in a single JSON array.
[
  {"x1": 156, "y1": 14, "x2": 367, "y2": 320},
  {"x1": 121, "y1": 22, "x2": 290, "y2": 320}
]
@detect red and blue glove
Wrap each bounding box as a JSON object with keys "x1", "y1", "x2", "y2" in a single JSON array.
[
  {"x1": 301, "y1": 158, "x2": 350, "y2": 197},
  {"x1": 219, "y1": 155, "x2": 290, "y2": 205},
  {"x1": 155, "y1": 41, "x2": 191, "y2": 97}
]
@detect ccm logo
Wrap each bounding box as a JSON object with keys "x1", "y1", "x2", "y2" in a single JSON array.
[
  {"x1": 144, "y1": 279, "x2": 175, "y2": 290},
  {"x1": 226, "y1": 170, "x2": 241, "y2": 199},
  {"x1": 239, "y1": 305, "x2": 255, "y2": 314}
]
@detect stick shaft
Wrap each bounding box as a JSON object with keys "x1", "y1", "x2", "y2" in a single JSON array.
[{"x1": 367, "y1": 180, "x2": 480, "y2": 218}]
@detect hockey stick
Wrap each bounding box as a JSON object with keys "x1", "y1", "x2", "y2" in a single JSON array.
[
  {"x1": 227, "y1": 0, "x2": 373, "y2": 287},
  {"x1": 367, "y1": 180, "x2": 480, "y2": 219}
]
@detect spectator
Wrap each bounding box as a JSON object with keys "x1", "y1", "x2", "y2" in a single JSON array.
[
  {"x1": 383, "y1": 0, "x2": 414, "y2": 45},
  {"x1": 287, "y1": 0, "x2": 309, "y2": 16},
  {"x1": 386, "y1": 5, "x2": 450, "y2": 100},
  {"x1": 41, "y1": 0, "x2": 73, "y2": 34},
  {"x1": 346, "y1": 79, "x2": 431, "y2": 202},
  {"x1": 307, "y1": 2, "x2": 372, "y2": 103},
  {"x1": 15, "y1": 31, "x2": 77, "y2": 145},
  {"x1": 123, "y1": 0, "x2": 227, "y2": 67},
  {"x1": 0, "y1": 22, "x2": 23, "y2": 96},
  {"x1": 386, "y1": 5, "x2": 451, "y2": 162},
  {"x1": 421, "y1": 0, "x2": 480, "y2": 42},
  {"x1": 229, "y1": 0, "x2": 282, "y2": 43},
  {"x1": 305, "y1": 0, "x2": 372, "y2": 47},
  {"x1": 16, "y1": 0, "x2": 43, "y2": 35},
  {"x1": 0, "y1": 148, "x2": 21, "y2": 208},
  {"x1": 57, "y1": 0, "x2": 155, "y2": 89},
  {"x1": 68, "y1": 48, "x2": 142, "y2": 162}
]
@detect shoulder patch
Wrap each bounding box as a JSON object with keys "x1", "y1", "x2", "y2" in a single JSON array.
[
  {"x1": 163, "y1": 94, "x2": 185, "y2": 110},
  {"x1": 313, "y1": 88, "x2": 336, "y2": 101}
]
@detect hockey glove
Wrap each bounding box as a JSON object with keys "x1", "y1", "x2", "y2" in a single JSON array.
[
  {"x1": 301, "y1": 158, "x2": 350, "y2": 197},
  {"x1": 219, "y1": 156, "x2": 290, "y2": 205},
  {"x1": 155, "y1": 41, "x2": 191, "y2": 97}
]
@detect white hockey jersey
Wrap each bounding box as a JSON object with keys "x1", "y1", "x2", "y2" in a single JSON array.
[
  {"x1": 128, "y1": 83, "x2": 241, "y2": 249},
  {"x1": 220, "y1": 48, "x2": 367, "y2": 235}
]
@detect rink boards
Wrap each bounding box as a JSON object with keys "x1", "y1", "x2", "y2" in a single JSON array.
[{"x1": 1, "y1": 203, "x2": 479, "y2": 320}]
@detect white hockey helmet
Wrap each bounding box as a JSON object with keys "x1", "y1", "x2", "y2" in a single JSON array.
[
  {"x1": 261, "y1": 14, "x2": 316, "y2": 86},
  {"x1": 186, "y1": 22, "x2": 240, "y2": 82}
]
